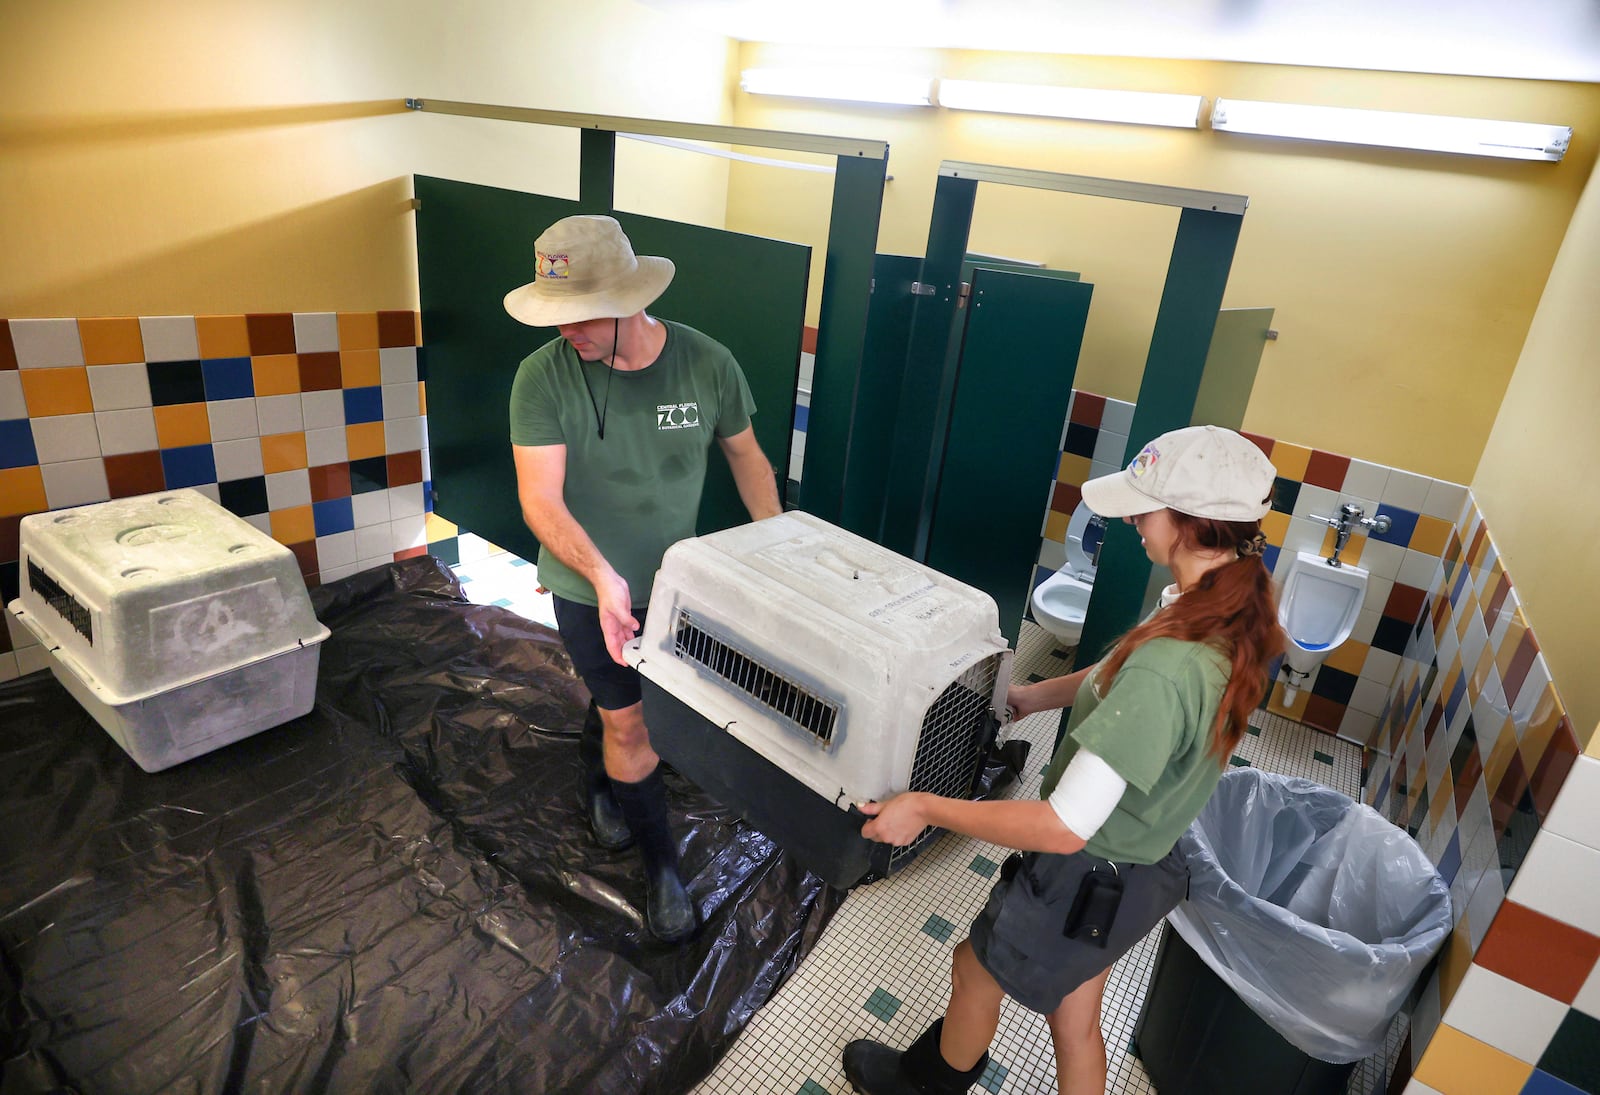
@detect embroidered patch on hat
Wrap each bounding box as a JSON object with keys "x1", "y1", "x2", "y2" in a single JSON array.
[
  {"x1": 1128, "y1": 444, "x2": 1160, "y2": 478},
  {"x1": 537, "y1": 251, "x2": 571, "y2": 279}
]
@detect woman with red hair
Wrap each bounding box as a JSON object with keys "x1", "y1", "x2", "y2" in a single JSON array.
[{"x1": 844, "y1": 424, "x2": 1283, "y2": 1095}]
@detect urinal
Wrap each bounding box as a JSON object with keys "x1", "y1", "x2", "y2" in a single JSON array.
[
  {"x1": 1031, "y1": 502, "x2": 1101, "y2": 646},
  {"x1": 1277, "y1": 551, "x2": 1368, "y2": 704}
]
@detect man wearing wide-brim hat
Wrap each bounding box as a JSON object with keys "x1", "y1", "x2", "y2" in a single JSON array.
[{"x1": 506, "y1": 214, "x2": 782, "y2": 943}]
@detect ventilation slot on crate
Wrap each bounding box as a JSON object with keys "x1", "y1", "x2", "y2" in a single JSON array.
[
  {"x1": 28, "y1": 559, "x2": 92, "y2": 645},
  {"x1": 673, "y1": 610, "x2": 840, "y2": 747},
  {"x1": 890, "y1": 653, "x2": 1004, "y2": 864}
]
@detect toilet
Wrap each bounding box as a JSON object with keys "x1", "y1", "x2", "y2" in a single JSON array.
[
  {"x1": 1277, "y1": 551, "x2": 1368, "y2": 703},
  {"x1": 1031, "y1": 502, "x2": 1102, "y2": 646}
]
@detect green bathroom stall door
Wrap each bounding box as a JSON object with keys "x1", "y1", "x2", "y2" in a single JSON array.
[
  {"x1": 836, "y1": 253, "x2": 923, "y2": 539},
  {"x1": 924, "y1": 265, "x2": 1094, "y2": 645},
  {"x1": 414, "y1": 175, "x2": 810, "y2": 564}
]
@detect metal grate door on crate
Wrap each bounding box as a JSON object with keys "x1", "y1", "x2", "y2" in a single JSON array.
[
  {"x1": 670, "y1": 610, "x2": 843, "y2": 747},
  {"x1": 890, "y1": 653, "x2": 1004, "y2": 864}
]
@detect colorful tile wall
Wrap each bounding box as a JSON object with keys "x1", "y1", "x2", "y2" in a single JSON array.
[
  {"x1": 1032, "y1": 389, "x2": 1136, "y2": 577},
  {"x1": 0, "y1": 311, "x2": 451, "y2": 684},
  {"x1": 1034, "y1": 389, "x2": 1469, "y2": 748},
  {"x1": 1361, "y1": 493, "x2": 1583, "y2": 1094}
]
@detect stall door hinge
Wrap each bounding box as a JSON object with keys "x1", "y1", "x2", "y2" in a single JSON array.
[{"x1": 957, "y1": 281, "x2": 972, "y2": 309}]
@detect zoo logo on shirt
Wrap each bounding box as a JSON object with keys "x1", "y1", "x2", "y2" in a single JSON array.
[{"x1": 657, "y1": 402, "x2": 701, "y2": 430}]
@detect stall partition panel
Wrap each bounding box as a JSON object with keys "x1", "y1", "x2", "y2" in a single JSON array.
[
  {"x1": 1191, "y1": 306, "x2": 1275, "y2": 432},
  {"x1": 415, "y1": 175, "x2": 811, "y2": 560}
]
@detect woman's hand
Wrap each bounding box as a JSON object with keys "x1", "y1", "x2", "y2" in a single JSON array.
[
  {"x1": 858, "y1": 793, "x2": 931, "y2": 847},
  {"x1": 1006, "y1": 681, "x2": 1041, "y2": 720},
  {"x1": 1005, "y1": 663, "x2": 1094, "y2": 719},
  {"x1": 863, "y1": 793, "x2": 1088, "y2": 857}
]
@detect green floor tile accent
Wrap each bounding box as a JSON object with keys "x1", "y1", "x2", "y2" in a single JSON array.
[
  {"x1": 970, "y1": 854, "x2": 999, "y2": 878},
  {"x1": 978, "y1": 1058, "x2": 1008, "y2": 1093},
  {"x1": 1229, "y1": 755, "x2": 1251, "y2": 767},
  {"x1": 1314, "y1": 750, "x2": 1334, "y2": 764},
  {"x1": 1246, "y1": 724, "x2": 1261, "y2": 735},
  {"x1": 863, "y1": 987, "x2": 902, "y2": 1022},
  {"x1": 922, "y1": 914, "x2": 956, "y2": 943},
  {"x1": 1050, "y1": 647, "x2": 1073, "y2": 660},
  {"x1": 797, "y1": 1082, "x2": 829, "y2": 1095},
  {"x1": 1027, "y1": 672, "x2": 1046, "y2": 683}
]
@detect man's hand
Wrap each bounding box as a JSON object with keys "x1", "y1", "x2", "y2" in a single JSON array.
[
  {"x1": 858, "y1": 793, "x2": 931, "y2": 847},
  {"x1": 594, "y1": 569, "x2": 639, "y2": 665}
]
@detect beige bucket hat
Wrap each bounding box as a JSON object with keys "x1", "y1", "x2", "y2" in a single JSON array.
[{"x1": 503, "y1": 215, "x2": 675, "y2": 327}]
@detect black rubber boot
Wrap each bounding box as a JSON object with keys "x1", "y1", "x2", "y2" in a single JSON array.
[
  {"x1": 578, "y1": 701, "x2": 633, "y2": 851},
  {"x1": 611, "y1": 767, "x2": 696, "y2": 944},
  {"x1": 843, "y1": 1020, "x2": 988, "y2": 1095}
]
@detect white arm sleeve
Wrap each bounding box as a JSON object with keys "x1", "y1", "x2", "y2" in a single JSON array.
[{"x1": 1046, "y1": 749, "x2": 1128, "y2": 842}]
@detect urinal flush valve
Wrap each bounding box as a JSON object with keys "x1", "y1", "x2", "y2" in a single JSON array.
[{"x1": 1310, "y1": 502, "x2": 1391, "y2": 567}]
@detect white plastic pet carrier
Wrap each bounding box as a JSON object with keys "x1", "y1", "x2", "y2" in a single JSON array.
[
  {"x1": 7, "y1": 489, "x2": 329, "y2": 772},
  {"x1": 625, "y1": 511, "x2": 1012, "y2": 888}
]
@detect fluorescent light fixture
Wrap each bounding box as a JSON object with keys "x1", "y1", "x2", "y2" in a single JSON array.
[
  {"x1": 938, "y1": 80, "x2": 1202, "y2": 128},
  {"x1": 1210, "y1": 98, "x2": 1572, "y2": 161},
  {"x1": 739, "y1": 67, "x2": 934, "y2": 107}
]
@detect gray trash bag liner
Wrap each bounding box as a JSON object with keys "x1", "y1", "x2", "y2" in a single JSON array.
[{"x1": 1166, "y1": 768, "x2": 1451, "y2": 1064}]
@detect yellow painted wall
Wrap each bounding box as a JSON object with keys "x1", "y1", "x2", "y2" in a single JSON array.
[
  {"x1": 725, "y1": 43, "x2": 1600, "y2": 483},
  {"x1": 0, "y1": 0, "x2": 736, "y2": 318},
  {"x1": 1473, "y1": 165, "x2": 1600, "y2": 748}
]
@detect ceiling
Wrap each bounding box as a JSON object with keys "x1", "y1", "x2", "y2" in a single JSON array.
[{"x1": 636, "y1": 0, "x2": 1600, "y2": 84}]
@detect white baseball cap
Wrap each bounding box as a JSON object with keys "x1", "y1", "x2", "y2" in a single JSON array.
[
  {"x1": 504, "y1": 214, "x2": 675, "y2": 327},
  {"x1": 1080, "y1": 424, "x2": 1276, "y2": 522}
]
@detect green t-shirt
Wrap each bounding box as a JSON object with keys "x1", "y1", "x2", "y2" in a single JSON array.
[
  {"x1": 1039, "y1": 637, "x2": 1231, "y2": 864},
  {"x1": 508, "y1": 320, "x2": 755, "y2": 607}
]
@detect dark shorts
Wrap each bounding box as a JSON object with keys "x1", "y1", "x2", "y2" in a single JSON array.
[
  {"x1": 552, "y1": 594, "x2": 648, "y2": 711},
  {"x1": 968, "y1": 844, "x2": 1189, "y2": 1014}
]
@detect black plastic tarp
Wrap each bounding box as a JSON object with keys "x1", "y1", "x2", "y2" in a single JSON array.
[{"x1": 0, "y1": 558, "x2": 844, "y2": 1094}]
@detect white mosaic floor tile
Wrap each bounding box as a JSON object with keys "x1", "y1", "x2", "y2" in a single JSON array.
[{"x1": 451, "y1": 549, "x2": 557, "y2": 628}]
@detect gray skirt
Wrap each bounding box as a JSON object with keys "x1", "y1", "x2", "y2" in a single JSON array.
[{"x1": 968, "y1": 844, "x2": 1188, "y2": 1014}]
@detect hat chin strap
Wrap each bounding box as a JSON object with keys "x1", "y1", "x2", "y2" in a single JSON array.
[{"x1": 577, "y1": 317, "x2": 619, "y2": 440}]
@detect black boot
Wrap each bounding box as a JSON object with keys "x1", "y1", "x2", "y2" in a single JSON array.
[
  {"x1": 843, "y1": 1019, "x2": 988, "y2": 1095},
  {"x1": 578, "y1": 701, "x2": 633, "y2": 851},
  {"x1": 611, "y1": 767, "x2": 697, "y2": 944}
]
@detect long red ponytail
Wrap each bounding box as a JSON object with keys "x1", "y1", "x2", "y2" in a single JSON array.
[{"x1": 1095, "y1": 513, "x2": 1284, "y2": 764}]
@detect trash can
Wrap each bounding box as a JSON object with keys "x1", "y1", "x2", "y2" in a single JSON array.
[{"x1": 1133, "y1": 769, "x2": 1451, "y2": 1095}]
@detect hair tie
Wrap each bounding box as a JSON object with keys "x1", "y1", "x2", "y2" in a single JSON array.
[{"x1": 1236, "y1": 532, "x2": 1268, "y2": 558}]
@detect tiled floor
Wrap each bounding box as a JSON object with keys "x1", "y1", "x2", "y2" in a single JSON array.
[
  {"x1": 449, "y1": 550, "x2": 1377, "y2": 1095},
  {"x1": 448, "y1": 534, "x2": 557, "y2": 627}
]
